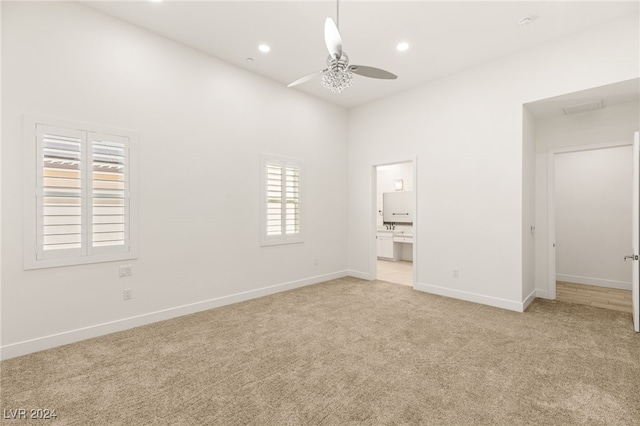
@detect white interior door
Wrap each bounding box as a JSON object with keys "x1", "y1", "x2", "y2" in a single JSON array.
[{"x1": 633, "y1": 132, "x2": 640, "y2": 332}]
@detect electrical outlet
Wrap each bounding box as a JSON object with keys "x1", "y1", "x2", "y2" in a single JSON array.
[
  {"x1": 119, "y1": 265, "x2": 132, "y2": 277},
  {"x1": 123, "y1": 288, "x2": 133, "y2": 300},
  {"x1": 452, "y1": 268, "x2": 459, "y2": 278},
  {"x1": 314, "y1": 258, "x2": 319, "y2": 266}
]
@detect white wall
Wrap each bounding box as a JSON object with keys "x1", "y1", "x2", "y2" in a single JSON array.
[
  {"x1": 534, "y1": 101, "x2": 640, "y2": 297},
  {"x1": 1, "y1": 2, "x2": 348, "y2": 358},
  {"x1": 347, "y1": 15, "x2": 639, "y2": 312},
  {"x1": 554, "y1": 147, "x2": 632, "y2": 289}
]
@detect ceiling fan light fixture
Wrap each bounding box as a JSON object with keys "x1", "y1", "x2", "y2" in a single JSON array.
[
  {"x1": 321, "y1": 70, "x2": 354, "y2": 93},
  {"x1": 321, "y1": 52, "x2": 353, "y2": 93}
]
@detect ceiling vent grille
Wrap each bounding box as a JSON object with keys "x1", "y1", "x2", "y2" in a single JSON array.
[{"x1": 563, "y1": 100, "x2": 603, "y2": 115}]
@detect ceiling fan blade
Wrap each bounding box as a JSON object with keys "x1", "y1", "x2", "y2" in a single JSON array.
[
  {"x1": 324, "y1": 18, "x2": 343, "y2": 59},
  {"x1": 348, "y1": 65, "x2": 397, "y2": 80},
  {"x1": 287, "y1": 69, "x2": 326, "y2": 88}
]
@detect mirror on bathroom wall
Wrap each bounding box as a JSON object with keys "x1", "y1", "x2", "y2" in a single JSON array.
[{"x1": 383, "y1": 191, "x2": 413, "y2": 223}]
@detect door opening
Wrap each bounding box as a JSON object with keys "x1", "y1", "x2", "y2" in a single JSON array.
[
  {"x1": 372, "y1": 159, "x2": 416, "y2": 287},
  {"x1": 548, "y1": 139, "x2": 639, "y2": 331}
]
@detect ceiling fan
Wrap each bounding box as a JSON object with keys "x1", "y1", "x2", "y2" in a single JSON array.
[{"x1": 287, "y1": 0, "x2": 398, "y2": 93}]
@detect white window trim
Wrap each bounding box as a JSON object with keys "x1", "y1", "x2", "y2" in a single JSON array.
[
  {"x1": 260, "y1": 154, "x2": 303, "y2": 247},
  {"x1": 23, "y1": 114, "x2": 139, "y2": 269}
]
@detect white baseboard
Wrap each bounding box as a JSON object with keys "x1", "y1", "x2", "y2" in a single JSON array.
[
  {"x1": 536, "y1": 289, "x2": 550, "y2": 299},
  {"x1": 556, "y1": 274, "x2": 631, "y2": 290},
  {"x1": 347, "y1": 270, "x2": 373, "y2": 280},
  {"x1": 0, "y1": 270, "x2": 348, "y2": 361},
  {"x1": 415, "y1": 282, "x2": 527, "y2": 312},
  {"x1": 522, "y1": 289, "x2": 537, "y2": 311}
]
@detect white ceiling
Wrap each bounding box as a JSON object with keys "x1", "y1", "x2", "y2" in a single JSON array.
[{"x1": 83, "y1": 1, "x2": 639, "y2": 109}]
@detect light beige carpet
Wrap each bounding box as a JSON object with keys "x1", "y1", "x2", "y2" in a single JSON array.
[{"x1": 1, "y1": 277, "x2": 639, "y2": 425}]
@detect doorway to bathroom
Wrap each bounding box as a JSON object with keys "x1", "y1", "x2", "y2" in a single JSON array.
[{"x1": 372, "y1": 159, "x2": 416, "y2": 287}]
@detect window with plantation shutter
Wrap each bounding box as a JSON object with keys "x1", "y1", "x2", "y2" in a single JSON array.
[
  {"x1": 24, "y1": 116, "x2": 137, "y2": 269},
  {"x1": 261, "y1": 155, "x2": 302, "y2": 246}
]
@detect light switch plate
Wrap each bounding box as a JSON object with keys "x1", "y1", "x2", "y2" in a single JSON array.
[{"x1": 119, "y1": 265, "x2": 132, "y2": 277}]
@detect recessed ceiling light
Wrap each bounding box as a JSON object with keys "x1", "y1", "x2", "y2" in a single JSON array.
[
  {"x1": 518, "y1": 17, "x2": 535, "y2": 26},
  {"x1": 149, "y1": 0, "x2": 162, "y2": 3},
  {"x1": 258, "y1": 44, "x2": 271, "y2": 53},
  {"x1": 396, "y1": 42, "x2": 409, "y2": 52}
]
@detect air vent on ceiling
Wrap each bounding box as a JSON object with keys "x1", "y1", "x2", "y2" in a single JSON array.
[{"x1": 563, "y1": 100, "x2": 603, "y2": 115}]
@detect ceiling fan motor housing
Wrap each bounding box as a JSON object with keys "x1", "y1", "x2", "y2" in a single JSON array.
[{"x1": 327, "y1": 53, "x2": 349, "y2": 72}]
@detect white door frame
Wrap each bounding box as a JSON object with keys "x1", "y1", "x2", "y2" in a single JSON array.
[
  {"x1": 547, "y1": 140, "x2": 632, "y2": 300},
  {"x1": 633, "y1": 132, "x2": 639, "y2": 332},
  {"x1": 370, "y1": 156, "x2": 418, "y2": 287}
]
